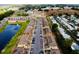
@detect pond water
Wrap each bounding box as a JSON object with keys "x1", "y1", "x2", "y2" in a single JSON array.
[{"x1": 0, "y1": 24, "x2": 20, "y2": 51}]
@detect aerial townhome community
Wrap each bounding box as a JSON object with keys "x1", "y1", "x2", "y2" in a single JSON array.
[{"x1": 1, "y1": 4, "x2": 79, "y2": 54}]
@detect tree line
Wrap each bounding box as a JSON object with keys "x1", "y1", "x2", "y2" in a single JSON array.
[{"x1": 0, "y1": 10, "x2": 14, "y2": 20}]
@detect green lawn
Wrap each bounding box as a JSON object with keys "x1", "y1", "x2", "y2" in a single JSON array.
[
  {"x1": 0, "y1": 21, "x2": 8, "y2": 32},
  {"x1": 46, "y1": 16, "x2": 52, "y2": 29},
  {"x1": 1, "y1": 20, "x2": 30, "y2": 54}
]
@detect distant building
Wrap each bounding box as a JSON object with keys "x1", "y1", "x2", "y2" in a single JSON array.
[
  {"x1": 52, "y1": 7, "x2": 60, "y2": 9},
  {"x1": 6, "y1": 17, "x2": 27, "y2": 23},
  {"x1": 64, "y1": 6, "x2": 72, "y2": 9}
]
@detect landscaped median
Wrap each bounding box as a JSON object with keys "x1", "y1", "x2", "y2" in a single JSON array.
[
  {"x1": 1, "y1": 20, "x2": 30, "y2": 54},
  {"x1": 46, "y1": 16, "x2": 53, "y2": 29}
]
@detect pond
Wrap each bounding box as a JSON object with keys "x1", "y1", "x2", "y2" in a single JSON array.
[{"x1": 0, "y1": 24, "x2": 20, "y2": 51}]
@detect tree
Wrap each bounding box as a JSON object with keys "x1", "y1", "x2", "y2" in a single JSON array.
[
  {"x1": 58, "y1": 13, "x2": 62, "y2": 16},
  {"x1": 64, "y1": 39, "x2": 73, "y2": 49},
  {"x1": 52, "y1": 23, "x2": 58, "y2": 32},
  {"x1": 44, "y1": 9, "x2": 49, "y2": 12},
  {"x1": 16, "y1": 13, "x2": 29, "y2": 16},
  {"x1": 38, "y1": 8, "x2": 42, "y2": 11},
  {"x1": 0, "y1": 10, "x2": 14, "y2": 20}
]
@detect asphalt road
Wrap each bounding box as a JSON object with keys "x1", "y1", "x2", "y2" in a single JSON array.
[{"x1": 30, "y1": 19, "x2": 43, "y2": 54}]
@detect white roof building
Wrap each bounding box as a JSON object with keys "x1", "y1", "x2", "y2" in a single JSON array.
[
  {"x1": 61, "y1": 18, "x2": 74, "y2": 30},
  {"x1": 58, "y1": 27, "x2": 71, "y2": 39},
  {"x1": 52, "y1": 7, "x2": 60, "y2": 9},
  {"x1": 71, "y1": 42, "x2": 79, "y2": 50},
  {"x1": 75, "y1": 19, "x2": 79, "y2": 24},
  {"x1": 57, "y1": 16, "x2": 74, "y2": 30},
  {"x1": 77, "y1": 32, "x2": 79, "y2": 36},
  {"x1": 64, "y1": 6, "x2": 72, "y2": 9}
]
